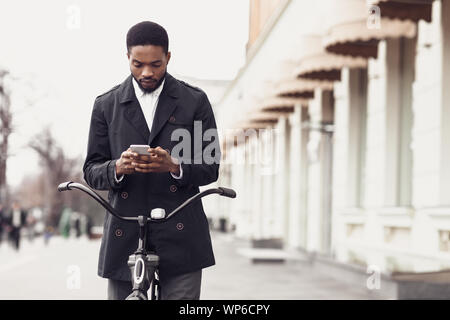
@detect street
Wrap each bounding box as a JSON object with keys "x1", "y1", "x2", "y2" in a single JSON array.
[{"x1": 0, "y1": 231, "x2": 382, "y2": 300}]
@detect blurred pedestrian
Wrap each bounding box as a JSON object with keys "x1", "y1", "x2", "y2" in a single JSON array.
[
  {"x1": 74, "y1": 216, "x2": 81, "y2": 238},
  {"x1": 69, "y1": 211, "x2": 82, "y2": 238},
  {"x1": 58, "y1": 207, "x2": 72, "y2": 239},
  {"x1": 26, "y1": 209, "x2": 37, "y2": 242},
  {"x1": 86, "y1": 215, "x2": 93, "y2": 240},
  {"x1": 43, "y1": 225, "x2": 54, "y2": 246},
  {"x1": 0, "y1": 204, "x2": 4, "y2": 245},
  {"x1": 7, "y1": 202, "x2": 27, "y2": 251}
]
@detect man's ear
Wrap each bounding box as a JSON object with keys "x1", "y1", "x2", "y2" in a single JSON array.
[
  {"x1": 166, "y1": 51, "x2": 171, "y2": 65},
  {"x1": 126, "y1": 52, "x2": 130, "y2": 60}
]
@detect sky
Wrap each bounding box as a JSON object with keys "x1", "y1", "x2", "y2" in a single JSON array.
[{"x1": 0, "y1": 0, "x2": 249, "y2": 189}]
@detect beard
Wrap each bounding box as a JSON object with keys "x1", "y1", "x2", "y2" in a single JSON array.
[{"x1": 133, "y1": 70, "x2": 167, "y2": 94}]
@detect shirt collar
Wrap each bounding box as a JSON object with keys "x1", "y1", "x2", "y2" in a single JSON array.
[{"x1": 132, "y1": 77, "x2": 165, "y2": 99}]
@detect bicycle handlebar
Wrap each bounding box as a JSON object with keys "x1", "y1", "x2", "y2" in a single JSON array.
[
  {"x1": 57, "y1": 181, "x2": 236, "y2": 222},
  {"x1": 217, "y1": 187, "x2": 236, "y2": 199}
]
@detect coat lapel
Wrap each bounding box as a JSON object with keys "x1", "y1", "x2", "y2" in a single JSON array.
[
  {"x1": 118, "y1": 73, "x2": 180, "y2": 145},
  {"x1": 148, "y1": 73, "x2": 179, "y2": 146},
  {"x1": 119, "y1": 75, "x2": 150, "y2": 142}
]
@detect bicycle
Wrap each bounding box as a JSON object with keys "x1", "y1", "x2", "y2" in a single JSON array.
[{"x1": 57, "y1": 181, "x2": 236, "y2": 300}]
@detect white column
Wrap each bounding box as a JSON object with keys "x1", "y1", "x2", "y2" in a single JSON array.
[
  {"x1": 223, "y1": 153, "x2": 235, "y2": 230},
  {"x1": 240, "y1": 140, "x2": 254, "y2": 238},
  {"x1": 273, "y1": 115, "x2": 290, "y2": 243},
  {"x1": 319, "y1": 90, "x2": 334, "y2": 255},
  {"x1": 306, "y1": 89, "x2": 334, "y2": 254},
  {"x1": 347, "y1": 69, "x2": 368, "y2": 207},
  {"x1": 365, "y1": 41, "x2": 387, "y2": 209},
  {"x1": 384, "y1": 37, "x2": 415, "y2": 207},
  {"x1": 332, "y1": 70, "x2": 350, "y2": 212},
  {"x1": 332, "y1": 70, "x2": 351, "y2": 261},
  {"x1": 332, "y1": 67, "x2": 368, "y2": 261},
  {"x1": 250, "y1": 135, "x2": 264, "y2": 239},
  {"x1": 260, "y1": 128, "x2": 275, "y2": 238},
  {"x1": 231, "y1": 144, "x2": 247, "y2": 236},
  {"x1": 307, "y1": 92, "x2": 321, "y2": 253},
  {"x1": 439, "y1": 0, "x2": 450, "y2": 206},
  {"x1": 288, "y1": 104, "x2": 309, "y2": 249}
]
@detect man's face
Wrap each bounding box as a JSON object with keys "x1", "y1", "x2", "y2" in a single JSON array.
[{"x1": 127, "y1": 45, "x2": 171, "y2": 93}]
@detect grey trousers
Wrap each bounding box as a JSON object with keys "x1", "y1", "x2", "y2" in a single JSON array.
[{"x1": 107, "y1": 270, "x2": 202, "y2": 300}]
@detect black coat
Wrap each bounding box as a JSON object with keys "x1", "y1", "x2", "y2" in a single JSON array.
[
  {"x1": 4, "y1": 209, "x2": 27, "y2": 229},
  {"x1": 83, "y1": 73, "x2": 220, "y2": 281}
]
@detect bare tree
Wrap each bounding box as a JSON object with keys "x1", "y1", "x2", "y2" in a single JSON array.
[
  {"x1": 14, "y1": 172, "x2": 46, "y2": 209},
  {"x1": 0, "y1": 70, "x2": 13, "y2": 203},
  {"x1": 13, "y1": 167, "x2": 107, "y2": 228},
  {"x1": 29, "y1": 128, "x2": 81, "y2": 227}
]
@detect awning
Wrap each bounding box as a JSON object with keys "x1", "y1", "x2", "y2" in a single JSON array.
[
  {"x1": 369, "y1": 0, "x2": 433, "y2": 23},
  {"x1": 238, "y1": 123, "x2": 269, "y2": 130},
  {"x1": 324, "y1": 0, "x2": 417, "y2": 59},
  {"x1": 235, "y1": 122, "x2": 272, "y2": 132},
  {"x1": 247, "y1": 111, "x2": 280, "y2": 125},
  {"x1": 234, "y1": 108, "x2": 280, "y2": 132},
  {"x1": 236, "y1": 97, "x2": 301, "y2": 132},
  {"x1": 259, "y1": 97, "x2": 306, "y2": 113},
  {"x1": 273, "y1": 79, "x2": 334, "y2": 99},
  {"x1": 294, "y1": 35, "x2": 367, "y2": 81},
  {"x1": 225, "y1": 99, "x2": 300, "y2": 149}
]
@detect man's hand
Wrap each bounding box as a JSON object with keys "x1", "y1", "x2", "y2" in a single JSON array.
[
  {"x1": 132, "y1": 146, "x2": 180, "y2": 175},
  {"x1": 115, "y1": 148, "x2": 139, "y2": 176}
]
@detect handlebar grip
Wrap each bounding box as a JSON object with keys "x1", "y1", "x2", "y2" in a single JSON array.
[
  {"x1": 57, "y1": 181, "x2": 73, "y2": 192},
  {"x1": 218, "y1": 187, "x2": 236, "y2": 198}
]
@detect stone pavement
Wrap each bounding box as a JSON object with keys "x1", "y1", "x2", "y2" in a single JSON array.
[
  {"x1": 0, "y1": 231, "x2": 385, "y2": 299},
  {"x1": 0, "y1": 233, "x2": 106, "y2": 299},
  {"x1": 203, "y1": 232, "x2": 384, "y2": 299}
]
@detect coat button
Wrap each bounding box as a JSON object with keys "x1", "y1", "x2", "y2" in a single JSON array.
[
  {"x1": 121, "y1": 192, "x2": 128, "y2": 199},
  {"x1": 115, "y1": 229, "x2": 123, "y2": 237},
  {"x1": 170, "y1": 185, "x2": 177, "y2": 193},
  {"x1": 176, "y1": 223, "x2": 184, "y2": 231},
  {"x1": 169, "y1": 115, "x2": 176, "y2": 123}
]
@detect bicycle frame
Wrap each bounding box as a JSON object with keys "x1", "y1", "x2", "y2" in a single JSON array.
[{"x1": 57, "y1": 181, "x2": 236, "y2": 300}]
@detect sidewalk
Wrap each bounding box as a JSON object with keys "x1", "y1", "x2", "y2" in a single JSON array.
[
  {"x1": 0, "y1": 234, "x2": 106, "y2": 299},
  {"x1": 0, "y1": 231, "x2": 386, "y2": 299},
  {"x1": 203, "y1": 232, "x2": 386, "y2": 299}
]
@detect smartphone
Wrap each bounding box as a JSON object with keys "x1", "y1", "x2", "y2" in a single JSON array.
[{"x1": 130, "y1": 144, "x2": 151, "y2": 155}]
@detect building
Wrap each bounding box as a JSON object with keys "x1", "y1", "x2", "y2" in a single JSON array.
[{"x1": 214, "y1": 0, "x2": 450, "y2": 295}]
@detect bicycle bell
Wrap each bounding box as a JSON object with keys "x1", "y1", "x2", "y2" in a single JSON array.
[{"x1": 150, "y1": 208, "x2": 166, "y2": 220}]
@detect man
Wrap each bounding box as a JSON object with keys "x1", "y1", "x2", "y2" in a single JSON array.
[
  {"x1": 83, "y1": 21, "x2": 220, "y2": 300},
  {"x1": 7, "y1": 202, "x2": 27, "y2": 251},
  {"x1": 0, "y1": 204, "x2": 4, "y2": 245}
]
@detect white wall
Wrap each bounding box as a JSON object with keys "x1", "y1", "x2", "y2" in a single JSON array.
[
  {"x1": 332, "y1": 0, "x2": 450, "y2": 273},
  {"x1": 216, "y1": 0, "x2": 450, "y2": 274}
]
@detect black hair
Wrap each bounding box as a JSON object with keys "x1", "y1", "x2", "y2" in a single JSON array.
[{"x1": 126, "y1": 21, "x2": 169, "y2": 53}]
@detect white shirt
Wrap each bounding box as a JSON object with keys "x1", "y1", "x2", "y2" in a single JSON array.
[
  {"x1": 114, "y1": 77, "x2": 182, "y2": 182},
  {"x1": 12, "y1": 209, "x2": 21, "y2": 228},
  {"x1": 133, "y1": 77, "x2": 165, "y2": 134}
]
